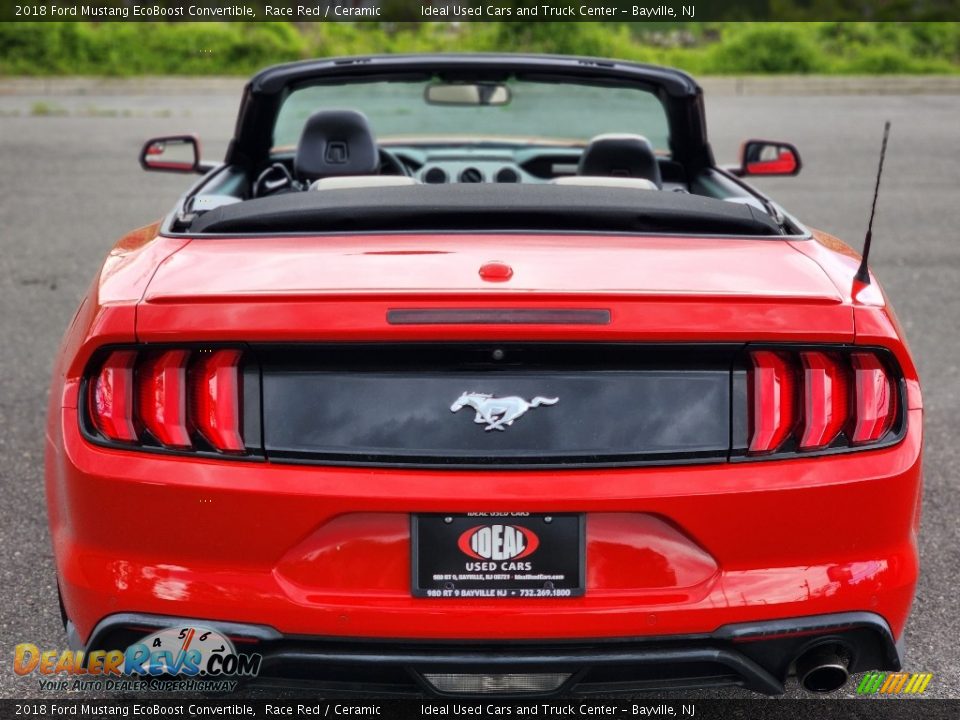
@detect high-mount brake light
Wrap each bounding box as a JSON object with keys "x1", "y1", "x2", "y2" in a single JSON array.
[
  {"x1": 85, "y1": 347, "x2": 245, "y2": 454},
  {"x1": 137, "y1": 350, "x2": 192, "y2": 448},
  {"x1": 88, "y1": 350, "x2": 138, "y2": 442},
  {"x1": 190, "y1": 349, "x2": 244, "y2": 452},
  {"x1": 798, "y1": 351, "x2": 848, "y2": 451},
  {"x1": 849, "y1": 352, "x2": 896, "y2": 444},
  {"x1": 748, "y1": 351, "x2": 796, "y2": 454},
  {"x1": 748, "y1": 348, "x2": 898, "y2": 456}
]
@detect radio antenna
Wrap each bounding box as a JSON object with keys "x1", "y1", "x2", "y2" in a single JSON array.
[{"x1": 856, "y1": 121, "x2": 891, "y2": 285}]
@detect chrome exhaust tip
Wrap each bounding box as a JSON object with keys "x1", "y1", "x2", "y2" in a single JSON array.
[{"x1": 796, "y1": 645, "x2": 850, "y2": 693}]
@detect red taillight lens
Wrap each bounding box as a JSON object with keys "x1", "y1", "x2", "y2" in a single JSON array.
[
  {"x1": 798, "y1": 351, "x2": 848, "y2": 450},
  {"x1": 86, "y1": 347, "x2": 247, "y2": 454},
  {"x1": 137, "y1": 349, "x2": 191, "y2": 448},
  {"x1": 849, "y1": 352, "x2": 895, "y2": 444},
  {"x1": 747, "y1": 348, "x2": 898, "y2": 455},
  {"x1": 88, "y1": 350, "x2": 138, "y2": 442},
  {"x1": 190, "y1": 349, "x2": 244, "y2": 452},
  {"x1": 748, "y1": 350, "x2": 797, "y2": 454}
]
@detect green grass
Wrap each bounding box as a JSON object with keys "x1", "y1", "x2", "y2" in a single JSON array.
[
  {"x1": 29, "y1": 100, "x2": 67, "y2": 116},
  {"x1": 1, "y1": 22, "x2": 958, "y2": 76}
]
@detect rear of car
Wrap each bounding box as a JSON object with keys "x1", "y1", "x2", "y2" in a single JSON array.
[{"x1": 46, "y1": 225, "x2": 922, "y2": 696}]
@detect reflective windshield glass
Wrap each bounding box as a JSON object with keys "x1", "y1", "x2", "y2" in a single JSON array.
[{"x1": 274, "y1": 79, "x2": 670, "y2": 151}]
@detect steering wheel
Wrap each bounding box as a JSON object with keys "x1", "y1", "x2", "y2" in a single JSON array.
[
  {"x1": 254, "y1": 150, "x2": 407, "y2": 197},
  {"x1": 252, "y1": 163, "x2": 300, "y2": 198},
  {"x1": 379, "y1": 148, "x2": 410, "y2": 177}
]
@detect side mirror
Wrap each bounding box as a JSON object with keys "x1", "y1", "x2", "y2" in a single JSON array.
[
  {"x1": 140, "y1": 135, "x2": 201, "y2": 173},
  {"x1": 739, "y1": 140, "x2": 801, "y2": 177}
]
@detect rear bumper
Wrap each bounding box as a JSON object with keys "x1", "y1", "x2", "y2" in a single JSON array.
[
  {"x1": 47, "y1": 405, "x2": 922, "y2": 656},
  {"x1": 80, "y1": 611, "x2": 900, "y2": 696}
]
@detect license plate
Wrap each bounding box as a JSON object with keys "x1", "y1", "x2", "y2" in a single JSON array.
[{"x1": 412, "y1": 513, "x2": 584, "y2": 598}]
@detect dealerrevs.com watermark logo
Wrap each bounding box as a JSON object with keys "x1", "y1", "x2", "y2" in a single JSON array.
[
  {"x1": 856, "y1": 671, "x2": 934, "y2": 695},
  {"x1": 14, "y1": 625, "x2": 261, "y2": 692}
]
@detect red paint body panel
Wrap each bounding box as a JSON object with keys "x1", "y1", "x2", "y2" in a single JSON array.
[
  {"x1": 49, "y1": 405, "x2": 921, "y2": 644},
  {"x1": 144, "y1": 235, "x2": 843, "y2": 299},
  {"x1": 135, "y1": 233, "x2": 855, "y2": 345},
  {"x1": 46, "y1": 225, "x2": 922, "y2": 659}
]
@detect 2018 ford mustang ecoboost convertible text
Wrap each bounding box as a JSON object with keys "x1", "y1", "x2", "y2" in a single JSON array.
[{"x1": 45, "y1": 54, "x2": 922, "y2": 697}]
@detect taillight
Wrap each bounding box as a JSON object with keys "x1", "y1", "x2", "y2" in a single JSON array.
[
  {"x1": 88, "y1": 350, "x2": 138, "y2": 442},
  {"x1": 747, "y1": 351, "x2": 797, "y2": 454},
  {"x1": 190, "y1": 349, "x2": 244, "y2": 453},
  {"x1": 849, "y1": 352, "x2": 896, "y2": 444},
  {"x1": 86, "y1": 347, "x2": 245, "y2": 454},
  {"x1": 747, "y1": 348, "x2": 898, "y2": 456},
  {"x1": 798, "y1": 351, "x2": 848, "y2": 450},
  {"x1": 137, "y1": 350, "x2": 191, "y2": 448}
]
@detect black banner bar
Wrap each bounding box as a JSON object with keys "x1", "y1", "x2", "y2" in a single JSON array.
[
  {"x1": 2, "y1": 0, "x2": 960, "y2": 22},
  {"x1": 2, "y1": 700, "x2": 960, "y2": 720}
]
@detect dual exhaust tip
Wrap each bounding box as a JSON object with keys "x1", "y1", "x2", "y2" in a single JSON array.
[{"x1": 796, "y1": 644, "x2": 850, "y2": 693}]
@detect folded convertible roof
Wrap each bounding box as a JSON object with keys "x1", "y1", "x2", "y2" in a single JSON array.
[{"x1": 188, "y1": 185, "x2": 784, "y2": 236}]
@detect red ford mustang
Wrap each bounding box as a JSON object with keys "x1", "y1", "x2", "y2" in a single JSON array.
[{"x1": 45, "y1": 54, "x2": 922, "y2": 697}]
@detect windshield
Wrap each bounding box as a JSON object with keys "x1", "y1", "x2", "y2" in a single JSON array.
[{"x1": 273, "y1": 78, "x2": 670, "y2": 151}]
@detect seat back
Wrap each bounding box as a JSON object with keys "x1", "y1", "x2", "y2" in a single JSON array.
[
  {"x1": 578, "y1": 134, "x2": 662, "y2": 188},
  {"x1": 295, "y1": 109, "x2": 379, "y2": 182}
]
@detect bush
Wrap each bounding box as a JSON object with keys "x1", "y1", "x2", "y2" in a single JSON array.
[
  {"x1": 0, "y1": 21, "x2": 957, "y2": 77},
  {"x1": 706, "y1": 25, "x2": 827, "y2": 73},
  {"x1": 0, "y1": 22, "x2": 307, "y2": 75},
  {"x1": 840, "y1": 45, "x2": 955, "y2": 74}
]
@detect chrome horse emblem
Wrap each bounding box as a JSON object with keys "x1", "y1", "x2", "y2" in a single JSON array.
[{"x1": 450, "y1": 392, "x2": 559, "y2": 432}]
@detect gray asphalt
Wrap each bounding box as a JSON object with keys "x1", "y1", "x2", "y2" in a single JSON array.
[{"x1": 0, "y1": 89, "x2": 957, "y2": 701}]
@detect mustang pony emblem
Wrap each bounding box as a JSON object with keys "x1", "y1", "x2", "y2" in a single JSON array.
[{"x1": 450, "y1": 392, "x2": 559, "y2": 432}]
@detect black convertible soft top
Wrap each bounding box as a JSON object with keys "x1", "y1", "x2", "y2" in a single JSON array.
[{"x1": 189, "y1": 185, "x2": 782, "y2": 236}]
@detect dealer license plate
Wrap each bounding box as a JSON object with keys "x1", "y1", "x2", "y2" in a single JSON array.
[{"x1": 412, "y1": 513, "x2": 584, "y2": 598}]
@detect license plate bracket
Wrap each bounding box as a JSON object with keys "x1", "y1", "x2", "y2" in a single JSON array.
[{"x1": 411, "y1": 513, "x2": 584, "y2": 598}]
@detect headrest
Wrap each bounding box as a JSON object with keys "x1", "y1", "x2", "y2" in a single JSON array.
[
  {"x1": 294, "y1": 109, "x2": 379, "y2": 181},
  {"x1": 578, "y1": 134, "x2": 662, "y2": 189}
]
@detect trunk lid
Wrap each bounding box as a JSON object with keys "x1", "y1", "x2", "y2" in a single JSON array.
[
  {"x1": 138, "y1": 234, "x2": 852, "y2": 343},
  {"x1": 145, "y1": 233, "x2": 842, "y2": 300}
]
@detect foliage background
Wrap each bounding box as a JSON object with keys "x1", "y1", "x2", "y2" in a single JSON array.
[{"x1": 0, "y1": 21, "x2": 958, "y2": 76}]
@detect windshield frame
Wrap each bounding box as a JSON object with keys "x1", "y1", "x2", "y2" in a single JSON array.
[
  {"x1": 227, "y1": 54, "x2": 713, "y2": 174},
  {"x1": 270, "y1": 74, "x2": 673, "y2": 154}
]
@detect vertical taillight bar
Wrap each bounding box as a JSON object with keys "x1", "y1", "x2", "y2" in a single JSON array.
[
  {"x1": 190, "y1": 349, "x2": 244, "y2": 453},
  {"x1": 798, "y1": 351, "x2": 848, "y2": 450},
  {"x1": 137, "y1": 350, "x2": 192, "y2": 448},
  {"x1": 849, "y1": 352, "x2": 895, "y2": 444},
  {"x1": 88, "y1": 350, "x2": 138, "y2": 442},
  {"x1": 747, "y1": 350, "x2": 797, "y2": 454}
]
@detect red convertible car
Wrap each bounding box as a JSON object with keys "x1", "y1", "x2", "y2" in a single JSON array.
[{"x1": 46, "y1": 54, "x2": 922, "y2": 697}]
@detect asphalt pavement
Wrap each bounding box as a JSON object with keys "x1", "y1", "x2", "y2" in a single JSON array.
[{"x1": 0, "y1": 85, "x2": 957, "y2": 701}]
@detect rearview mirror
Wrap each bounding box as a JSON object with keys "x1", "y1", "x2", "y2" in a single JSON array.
[
  {"x1": 425, "y1": 82, "x2": 511, "y2": 107},
  {"x1": 739, "y1": 140, "x2": 801, "y2": 177},
  {"x1": 140, "y1": 135, "x2": 201, "y2": 173}
]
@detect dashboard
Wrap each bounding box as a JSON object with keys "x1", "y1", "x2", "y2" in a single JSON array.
[
  {"x1": 389, "y1": 145, "x2": 585, "y2": 185},
  {"x1": 387, "y1": 144, "x2": 688, "y2": 190},
  {"x1": 260, "y1": 144, "x2": 691, "y2": 192}
]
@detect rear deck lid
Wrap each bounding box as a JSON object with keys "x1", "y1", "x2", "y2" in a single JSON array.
[
  {"x1": 144, "y1": 233, "x2": 843, "y2": 299},
  {"x1": 137, "y1": 233, "x2": 853, "y2": 343}
]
